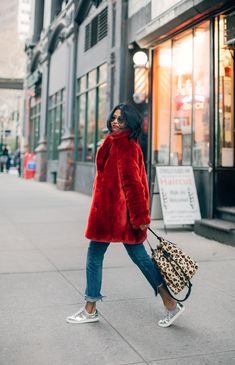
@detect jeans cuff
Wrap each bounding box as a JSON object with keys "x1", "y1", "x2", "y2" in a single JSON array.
[
  {"x1": 154, "y1": 282, "x2": 164, "y2": 297},
  {"x1": 84, "y1": 295, "x2": 106, "y2": 302}
]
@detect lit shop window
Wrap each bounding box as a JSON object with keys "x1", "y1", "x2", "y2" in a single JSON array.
[
  {"x1": 152, "y1": 21, "x2": 210, "y2": 167},
  {"x1": 193, "y1": 22, "x2": 210, "y2": 167},
  {"x1": 47, "y1": 89, "x2": 65, "y2": 160},
  {"x1": 76, "y1": 63, "x2": 107, "y2": 162},
  {"x1": 171, "y1": 31, "x2": 193, "y2": 166},
  {"x1": 152, "y1": 42, "x2": 171, "y2": 165}
]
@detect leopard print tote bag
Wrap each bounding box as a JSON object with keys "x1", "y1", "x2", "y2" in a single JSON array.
[{"x1": 147, "y1": 227, "x2": 198, "y2": 302}]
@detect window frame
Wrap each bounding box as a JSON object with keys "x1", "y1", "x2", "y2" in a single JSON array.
[
  {"x1": 47, "y1": 89, "x2": 65, "y2": 160},
  {"x1": 75, "y1": 64, "x2": 107, "y2": 163},
  {"x1": 29, "y1": 97, "x2": 41, "y2": 153}
]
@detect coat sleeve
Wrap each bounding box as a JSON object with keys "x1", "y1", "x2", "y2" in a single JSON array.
[{"x1": 117, "y1": 141, "x2": 150, "y2": 228}]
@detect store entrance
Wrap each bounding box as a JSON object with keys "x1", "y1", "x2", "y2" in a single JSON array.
[{"x1": 214, "y1": 15, "x2": 235, "y2": 211}]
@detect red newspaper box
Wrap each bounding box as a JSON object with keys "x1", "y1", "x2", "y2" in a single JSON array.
[{"x1": 24, "y1": 152, "x2": 36, "y2": 179}]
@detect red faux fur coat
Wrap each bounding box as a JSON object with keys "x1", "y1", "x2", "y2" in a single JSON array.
[{"x1": 85, "y1": 129, "x2": 151, "y2": 244}]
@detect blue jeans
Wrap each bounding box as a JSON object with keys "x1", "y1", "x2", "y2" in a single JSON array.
[{"x1": 84, "y1": 241, "x2": 164, "y2": 302}]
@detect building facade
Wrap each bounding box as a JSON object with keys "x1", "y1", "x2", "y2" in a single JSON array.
[
  {"x1": 0, "y1": 0, "x2": 31, "y2": 153},
  {"x1": 25, "y1": 0, "x2": 235, "y2": 240},
  {"x1": 18, "y1": 0, "x2": 31, "y2": 41},
  {"x1": 25, "y1": 0, "x2": 134, "y2": 193}
]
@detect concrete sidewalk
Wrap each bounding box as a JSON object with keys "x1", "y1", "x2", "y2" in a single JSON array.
[{"x1": 0, "y1": 174, "x2": 235, "y2": 365}]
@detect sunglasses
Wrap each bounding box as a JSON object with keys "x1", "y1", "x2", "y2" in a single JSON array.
[{"x1": 111, "y1": 115, "x2": 125, "y2": 124}]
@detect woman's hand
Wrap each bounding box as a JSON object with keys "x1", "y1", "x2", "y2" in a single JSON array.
[
  {"x1": 133, "y1": 224, "x2": 149, "y2": 230},
  {"x1": 139, "y1": 224, "x2": 149, "y2": 231}
]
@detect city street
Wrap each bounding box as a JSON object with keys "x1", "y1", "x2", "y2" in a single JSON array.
[{"x1": 0, "y1": 173, "x2": 235, "y2": 365}]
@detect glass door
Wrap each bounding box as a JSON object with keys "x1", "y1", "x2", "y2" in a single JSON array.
[
  {"x1": 214, "y1": 15, "x2": 235, "y2": 207},
  {"x1": 216, "y1": 16, "x2": 234, "y2": 168}
]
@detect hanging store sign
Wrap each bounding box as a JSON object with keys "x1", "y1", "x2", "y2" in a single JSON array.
[
  {"x1": 26, "y1": 70, "x2": 41, "y2": 88},
  {"x1": 156, "y1": 166, "x2": 201, "y2": 225}
]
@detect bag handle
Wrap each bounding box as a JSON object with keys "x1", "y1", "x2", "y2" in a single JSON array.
[
  {"x1": 147, "y1": 227, "x2": 192, "y2": 302},
  {"x1": 147, "y1": 226, "x2": 162, "y2": 241}
]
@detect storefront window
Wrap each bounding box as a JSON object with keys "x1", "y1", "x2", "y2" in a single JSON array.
[
  {"x1": 171, "y1": 32, "x2": 193, "y2": 165},
  {"x1": 152, "y1": 42, "x2": 171, "y2": 165},
  {"x1": 47, "y1": 89, "x2": 65, "y2": 160},
  {"x1": 193, "y1": 22, "x2": 210, "y2": 166},
  {"x1": 76, "y1": 63, "x2": 107, "y2": 162},
  {"x1": 216, "y1": 16, "x2": 234, "y2": 167},
  {"x1": 152, "y1": 21, "x2": 210, "y2": 167},
  {"x1": 29, "y1": 98, "x2": 41, "y2": 152}
]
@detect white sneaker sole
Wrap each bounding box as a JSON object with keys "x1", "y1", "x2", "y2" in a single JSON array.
[
  {"x1": 158, "y1": 305, "x2": 185, "y2": 328},
  {"x1": 66, "y1": 317, "x2": 99, "y2": 324}
]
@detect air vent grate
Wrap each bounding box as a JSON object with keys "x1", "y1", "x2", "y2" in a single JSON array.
[
  {"x1": 84, "y1": 7, "x2": 108, "y2": 51},
  {"x1": 98, "y1": 7, "x2": 108, "y2": 41}
]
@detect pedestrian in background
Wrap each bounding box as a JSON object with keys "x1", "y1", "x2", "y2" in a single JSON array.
[
  {"x1": 6, "y1": 153, "x2": 11, "y2": 173},
  {"x1": 0, "y1": 145, "x2": 9, "y2": 173},
  {"x1": 14, "y1": 149, "x2": 21, "y2": 177},
  {"x1": 67, "y1": 103, "x2": 185, "y2": 328}
]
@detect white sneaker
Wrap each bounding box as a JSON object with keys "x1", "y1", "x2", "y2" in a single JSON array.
[
  {"x1": 158, "y1": 302, "x2": 185, "y2": 328},
  {"x1": 66, "y1": 307, "x2": 99, "y2": 324}
]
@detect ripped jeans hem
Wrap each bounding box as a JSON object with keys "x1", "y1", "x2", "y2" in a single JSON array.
[
  {"x1": 84, "y1": 295, "x2": 106, "y2": 302},
  {"x1": 154, "y1": 282, "x2": 164, "y2": 297}
]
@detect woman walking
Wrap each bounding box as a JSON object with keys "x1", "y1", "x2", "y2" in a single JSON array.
[{"x1": 66, "y1": 103, "x2": 184, "y2": 328}]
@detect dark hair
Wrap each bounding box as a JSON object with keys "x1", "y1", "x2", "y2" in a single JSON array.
[{"x1": 107, "y1": 103, "x2": 143, "y2": 140}]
